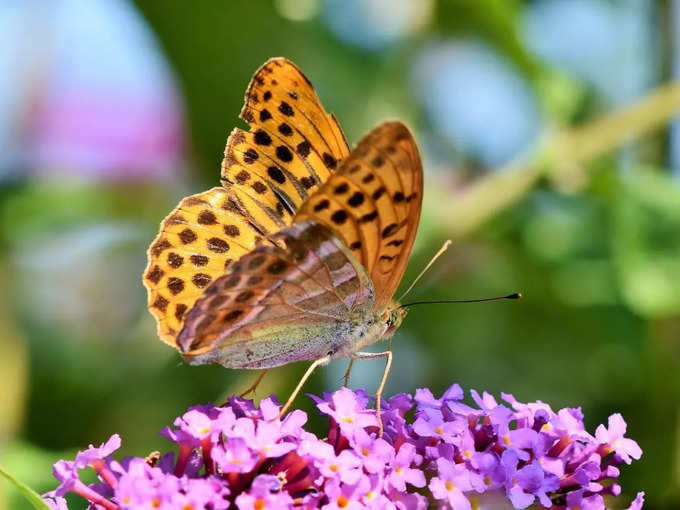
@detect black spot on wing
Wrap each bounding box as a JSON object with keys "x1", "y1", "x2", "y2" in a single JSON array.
[
  {"x1": 236, "y1": 290, "x2": 254, "y2": 302},
  {"x1": 371, "y1": 155, "x2": 384, "y2": 167},
  {"x1": 323, "y1": 152, "x2": 337, "y2": 169},
  {"x1": 301, "y1": 176, "x2": 316, "y2": 189},
  {"x1": 207, "y1": 238, "x2": 230, "y2": 253},
  {"x1": 179, "y1": 229, "x2": 197, "y2": 244},
  {"x1": 278, "y1": 123, "x2": 293, "y2": 136},
  {"x1": 267, "y1": 260, "x2": 288, "y2": 274},
  {"x1": 348, "y1": 192, "x2": 364, "y2": 207},
  {"x1": 372, "y1": 187, "x2": 386, "y2": 200},
  {"x1": 331, "y1": 210, "x2": 348, "y2": 225},
  {"x1": 358, "y1": 211, "x2": 378, "y2": 224},
  {"x1": 297, "y1": 141, "x2": 311, "y2": 157},
  {"x1": 243, "y1": 148, "x2": 259, "y2": 164},
  {"x1": 224, "y1": 225, "x2": 240, "y2": 237},
  {"x1": 381, "y1": 223, "x2": 399, "y2": 238},
  {"x1": 279, "y1": 101, "x2": 294, "y2": 116},
  {"x1": 198, "y1": 211, "x2": 217, "y2": 225},
  {"x1": 235, "y1": 170, "x2": 250, "y2": 183},
  {"x1": 276, "y1": 145, "x2": 293, "y2": 162},
  {"x1": 313, "y1": 199, "x2": 330, "y2": 212},
  {"x1": 254, "y1": 130, "x2": 272, "y2": 146},
  {"x1": 334, "y1": 183, "x2": 349, "y2": 195},
  {"x1": 267, "y1": 166, "x2": 286, "y2": 184},
  {"x1": 190, "y1": 255, "x2": 208, "y2": 267},
  {"x1": 192, "y1": 273, "x2": 212, "y2": 288}
]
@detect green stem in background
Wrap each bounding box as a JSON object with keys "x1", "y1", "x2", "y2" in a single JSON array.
[
  {"x1": 0, "y1": 466, "x2": 50, "y2": 510},
  {"x1": 425, "y1": 82, "x2": 680, "y2": 239}
]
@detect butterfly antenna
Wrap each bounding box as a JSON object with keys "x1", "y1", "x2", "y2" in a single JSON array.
[
  {"x1": 397, "y1": 240, "x2": 452, "y2": 302},
  {"x1": 400, "y1": 293, "x2": 522, "y2": 309}
]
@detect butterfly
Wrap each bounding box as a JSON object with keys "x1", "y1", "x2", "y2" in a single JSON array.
[{"x1": 143, "y1": 58, "x2": 422, "y2": 430}]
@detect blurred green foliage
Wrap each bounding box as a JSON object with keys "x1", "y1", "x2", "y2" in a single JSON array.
[{"x1": 1, "y1": 1, "x2": 679, "y2": 509}]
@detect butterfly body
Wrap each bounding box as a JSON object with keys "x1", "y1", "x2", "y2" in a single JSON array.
[{"x1": 181, "y1": 304, "x2": 397, "y2": 370}]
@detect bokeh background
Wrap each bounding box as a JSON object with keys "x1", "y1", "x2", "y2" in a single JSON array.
[{"x1": 1, "y1": 0, "x2": 679, "y2": 508}]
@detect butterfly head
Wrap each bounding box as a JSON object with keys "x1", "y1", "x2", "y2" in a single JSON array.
[{"x1": 383, "y1": 302, "x2": 407, "y2": 338}]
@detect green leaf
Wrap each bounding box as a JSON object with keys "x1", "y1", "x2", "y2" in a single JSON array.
[{"x1": 0, "y1": 465, "x2": 51, "y2": 510}]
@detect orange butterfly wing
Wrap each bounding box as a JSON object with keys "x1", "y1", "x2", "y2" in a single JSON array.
[
  {"x1": 144, "y1": 58, "x2": 349, "y2": 347},
  {"x1": 296, "y1": 121, "x2": 423, "y2": 310},
  {"x1": 221, "y1": 57, "x2": 350, "y2": 214}
]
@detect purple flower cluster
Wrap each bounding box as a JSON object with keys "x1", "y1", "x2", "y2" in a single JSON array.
[{"x1": 44, "y1": 384, "x2": 644, "y2": 509}]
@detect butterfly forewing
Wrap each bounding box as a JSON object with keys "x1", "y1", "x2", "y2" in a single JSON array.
[
  {"x1": 177, "y1": 221, "x2": 374, "y2": 368},
  {"x1": 221, "y1": 58, "x2": 350, "y2": 215},
  {"x1": 241, "y1": 58, "x2": 349, "y2": 162},
  {"x1": 296, "y1": 121, "x2": 423, "y2": 309}
]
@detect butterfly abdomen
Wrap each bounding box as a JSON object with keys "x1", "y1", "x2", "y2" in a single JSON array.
[{"x1": 185, "y1": 320, "x2": 355, "y2": 369}]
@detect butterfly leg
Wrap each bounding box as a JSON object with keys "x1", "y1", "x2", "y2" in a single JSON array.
[
  {"x1": 350, "y1": 350, "x2": 393, "y2": 437},
  {"x1": 280, "y1": 355, "x2": 331, "y2": 417},
  {"x1": 239, "y1": 369, "x2": 270, "y2": 398},
  {"x1": 343, "y1": 358, "x2": 355, "y2": 387}
]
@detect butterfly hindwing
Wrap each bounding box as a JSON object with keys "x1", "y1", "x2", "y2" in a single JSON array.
[
  {"x1": 296, "y1": 121, "x2": 423, "y2": 309},
  {"x1": 177, "y1": 220, "x2": 374, "y2": 368},
  {"x1": 143, "y1": 186, "x2": 288, "y2": 345}
]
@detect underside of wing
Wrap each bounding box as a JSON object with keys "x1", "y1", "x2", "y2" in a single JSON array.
[
  {"x1": 177, "y1": 220, "x2": 374, "y2": 369},
  {"x1": 296, "y1": 121, "x2": 423, "y2": 310}
]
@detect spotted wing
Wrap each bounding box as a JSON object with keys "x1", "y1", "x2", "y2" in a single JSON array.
[
  {"x1": 143, "y1": 186, "x2": 290, "y2": 346},
  {"x1": 296, "y1": 121, "x2": 423, "y2": 310},
  {"x1": 177, "y1": 221, "x2": 374, "y2": 369},
  {"x1": 221, "y1": 57, "x2": 350, "y2": 218}
]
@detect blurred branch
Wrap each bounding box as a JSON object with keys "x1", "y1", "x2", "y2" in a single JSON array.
[{"x1": 426, "y1": 82, "x2": 680, "y2": 238}]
